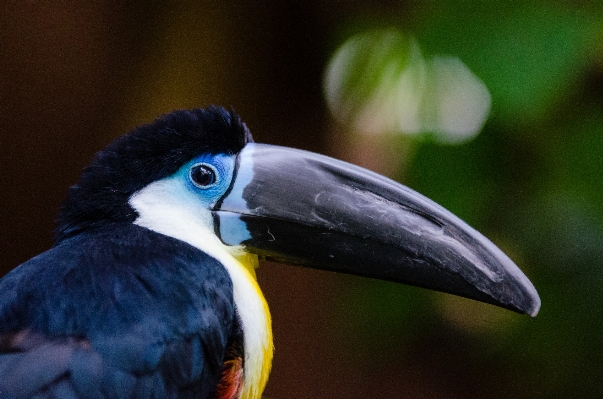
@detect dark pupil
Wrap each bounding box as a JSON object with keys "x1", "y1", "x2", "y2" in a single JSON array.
[{"x1": 191, "y1": 165, "x2": 216, "y2": 186}]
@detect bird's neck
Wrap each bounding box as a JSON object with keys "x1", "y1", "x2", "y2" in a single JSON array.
[
  {"x1": 225, "y1": 251, "x2": 273, "y2": 399},
  {"x1": 128, "y1": 189, "x2": 273, "y2": 399}
]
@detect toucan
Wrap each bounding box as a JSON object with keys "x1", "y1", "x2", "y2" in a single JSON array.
[{"x1": 0, "y1": 107, "x2": 540, "y2": 399}]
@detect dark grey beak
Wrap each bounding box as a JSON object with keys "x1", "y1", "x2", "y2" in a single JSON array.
[{"x1": 215, "y1": 143, "x2": 540, "y2": 316}]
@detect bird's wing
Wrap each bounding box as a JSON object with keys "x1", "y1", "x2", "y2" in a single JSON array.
[{"x1": 0, "y1": 224, "x2": 235, "y2": 399}]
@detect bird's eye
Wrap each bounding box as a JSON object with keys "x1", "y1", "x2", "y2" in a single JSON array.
[{"x1": 190, "y1": 163, "x2": 218, "y2": 188}]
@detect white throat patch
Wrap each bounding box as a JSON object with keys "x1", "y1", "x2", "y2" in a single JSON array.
[{"x1": 129, "y1": 177, "x2": 272, "y2": 399}]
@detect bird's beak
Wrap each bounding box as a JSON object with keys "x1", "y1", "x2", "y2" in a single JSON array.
[{"x1": 214, "y1": 143, "x2": 540, "y2": 316}]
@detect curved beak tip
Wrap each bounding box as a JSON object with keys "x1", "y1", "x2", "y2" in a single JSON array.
[{"x1": 526, "y1": 287, "x2": 541, "y2": 317}]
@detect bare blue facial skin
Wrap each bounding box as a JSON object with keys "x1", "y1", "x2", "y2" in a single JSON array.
[
  {"x1": 215, "y1": 143, "x2": 540, "y2": 316},
  {"x1": 215, "y1": 147, "x2": 254, "y2": 246},
  {"x1": 183, "y1": 153, "x2": 237, "y2": 208}
]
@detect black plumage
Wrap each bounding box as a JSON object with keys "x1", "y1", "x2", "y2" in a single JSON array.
[
  {"x1": 57, "y1": 107, "x2": 252, "y2": 241},
  {"x1": 0, "y1": 107, "x2": 249, "y2": 398},
  {"x1": 0, "y1": 224, "x2": 235, "y2": 399}
]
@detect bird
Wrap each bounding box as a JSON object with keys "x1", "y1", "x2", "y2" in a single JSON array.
[{"x1": 0, "y1": 106, "x2": 540, "y2": 399}]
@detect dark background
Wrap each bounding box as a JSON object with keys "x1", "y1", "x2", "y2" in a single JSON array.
[{"x1": 2, "y1": 1, "x2": 603, "y2": 398}]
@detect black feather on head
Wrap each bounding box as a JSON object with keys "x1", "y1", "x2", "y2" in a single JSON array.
[{"x1": 56, "y1": 106, "x2": 253, "y2": 242}]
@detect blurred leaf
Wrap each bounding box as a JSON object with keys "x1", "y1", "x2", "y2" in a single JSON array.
[
  {"x1": 415, "y1": 0, "x2": 602, "y2": 124},
  {"x1": 324, "y1": 29, "x2": 422, "y2": 134},
  {"x1": 324, "y1": 29, "x2": 491, "y2": 143}
]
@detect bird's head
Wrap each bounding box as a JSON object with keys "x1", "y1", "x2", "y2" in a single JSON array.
[{"x1": 57, "y1": 106, "x2": 540, "y2": 316}]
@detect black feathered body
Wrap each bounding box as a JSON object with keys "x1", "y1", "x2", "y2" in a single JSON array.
[
  {"x1": 0, "y1": 108, "x2": 272, "y2": 398},
  {"x1": 0, "y1": 223, "x2": 239, "y2": 398}
]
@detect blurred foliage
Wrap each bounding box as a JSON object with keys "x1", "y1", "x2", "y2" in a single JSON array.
[
  {"x1": 324, "y1": 29, "x2": 491, "y2": 143},
  {"x1": 414, "y1": 0, "x2": 601, "y2": 124},
  {"x1": 324, "y1": 0, "x2": 603, "y2": 398}
]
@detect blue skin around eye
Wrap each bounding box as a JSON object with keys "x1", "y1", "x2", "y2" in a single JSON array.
[
  {"x1": 218, "y1": 213, "x2": 252, "y2": 245},
  {"x1": 172, "y1": 152, "x2": 252, "y2": 246},
  {"x1": 180, "y1": 153, "x2": 236, "y2": 208}
]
